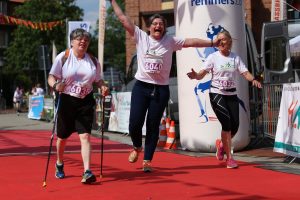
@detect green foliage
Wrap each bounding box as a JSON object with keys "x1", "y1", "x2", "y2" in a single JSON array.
[{"x1": 3, "y1": 0, "x2": 83, "y2": 88}]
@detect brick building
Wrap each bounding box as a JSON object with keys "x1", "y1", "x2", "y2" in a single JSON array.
[
  {"x1": 0, "y1": 0, "x2": 24, "y2": 68},
  {"x1": 123, "y1": 0, "x2": 274, "y2": 68}
]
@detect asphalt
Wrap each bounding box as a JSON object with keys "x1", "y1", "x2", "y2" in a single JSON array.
[{"x1": 0, "y1": 111, "x2": 299, "y2": 175}]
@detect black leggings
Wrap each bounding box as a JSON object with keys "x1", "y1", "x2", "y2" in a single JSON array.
[{"x1": 209, "y1": 93, "x2": 239, "y2": 137}]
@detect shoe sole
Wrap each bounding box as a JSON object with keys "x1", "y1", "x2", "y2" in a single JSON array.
[
  {"x1": 128, "y1": 157, "x2": 138, "y2": 163},
  {"x1": 143, "y1": 167, "x2": 153, "y2": 173},
  {"x1": 227, "y1": 165, "x2": 239, "y2": 169},
  {"x1": 55, "y1": 174, "x2": 65, "y2": 179}
]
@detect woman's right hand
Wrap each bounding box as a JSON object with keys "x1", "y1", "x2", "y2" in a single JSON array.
[{"x1": 187, "y1": 68, "x2": 198, "y2": 80}]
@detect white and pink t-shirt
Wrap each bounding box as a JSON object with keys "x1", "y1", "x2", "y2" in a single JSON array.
[
  {"x1": 49, "y1": 49, "x2": 102, "y2": 98},
  {"x1": 134, "y1": 26, "x2": 185, "y2": 85},
  {"x1": 204, "y1": 51, "x2": 248, "y2": 95}
]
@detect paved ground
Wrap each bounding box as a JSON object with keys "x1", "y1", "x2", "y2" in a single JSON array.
[{"x1": 0, "y1": 111, "x2": 299, "y2": 175}]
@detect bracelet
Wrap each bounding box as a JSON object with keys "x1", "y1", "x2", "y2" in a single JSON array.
[{"x1": 251, "y1": 78, "x2": 256, "y2": 82}]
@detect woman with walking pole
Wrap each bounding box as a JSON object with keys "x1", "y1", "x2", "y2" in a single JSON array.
[{"x1": 47, "y1": 28, "x2": 108, "y2": 184}]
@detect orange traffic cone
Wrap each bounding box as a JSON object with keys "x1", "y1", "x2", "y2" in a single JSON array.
[
  {"x1": 157, "y1": 119, "x2": 167, "y2": 147},
  {"x1": 164, "y1": 120, "x2": 177, "y2": 150},
  {"x1": 165, "y1": 117, "x2": 171, "y2": 135}
]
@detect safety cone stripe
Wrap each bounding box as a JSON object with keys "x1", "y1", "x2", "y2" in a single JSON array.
[
  {"x1": 166, "y1": 118, "x2": 170, "y2": 134},
  {"x1": 164, "y1": 120, "x2": 176, "y2": 150},
  {"x1": 159, "y1": 135, "x2": 167, "y2": 140},
  {"x1": 157, "y1": 119, "x2": 167, "y2": 147}
]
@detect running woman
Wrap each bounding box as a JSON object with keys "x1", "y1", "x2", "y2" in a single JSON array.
[{"x1": 187, "y1": 30, "x2": 262, "y2": 168}]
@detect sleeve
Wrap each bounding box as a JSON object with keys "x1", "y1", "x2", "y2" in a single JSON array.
[
  {"x1": 236, "y1": 55, "x2": 248, "y2": 74},
  {"x1": 134, "y1": 26, "x2": 148, "y2": 45},
  {"x1": 49, "y1": 51, "x2": 65, "y2": 80},
  {"x1": 171, "y1": 36, "x2": 185, "y2": 51},
  {"x1": 203, "y1": 53, "x2": 214, "y2": 72},
  {"x1": 134, "y1": 26, "x2": 142, "y2": 44}
]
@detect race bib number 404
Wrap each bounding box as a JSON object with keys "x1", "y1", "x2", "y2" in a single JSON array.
[{"x1": 67, "y1": 82, "x2": 91, "y2": 98}]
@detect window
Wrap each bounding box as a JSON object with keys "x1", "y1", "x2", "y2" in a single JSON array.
[
  {"x1": 264, "y1": 38, "x2": 287, "y2": 71},
  {"x1": 0, "y1": 1, "x2": 7, "y2": 15},
  {"x1": 0, "y1": 30, "x2": 8, "y2": 48}
]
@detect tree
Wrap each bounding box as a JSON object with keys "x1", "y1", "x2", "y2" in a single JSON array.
[{"x1": 4, "y1": 0, "x2": 83, "y2": 93}]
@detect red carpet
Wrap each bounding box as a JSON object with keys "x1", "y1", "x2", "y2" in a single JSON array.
[{"x1": 0, "y1": 130, "x2": 299, "y2": 199}]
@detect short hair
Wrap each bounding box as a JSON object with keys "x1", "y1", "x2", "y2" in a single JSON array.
[{"x1": 70, "y1": 28, "x2": 91, "y2": 41}]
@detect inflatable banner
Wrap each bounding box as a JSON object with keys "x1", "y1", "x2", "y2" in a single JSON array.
[{"x1": 175, "y1": 0, "x2": 250, "y2": 152}]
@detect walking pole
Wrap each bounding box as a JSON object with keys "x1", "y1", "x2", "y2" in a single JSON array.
[
  {"x1": 100, "y1": 95, "x2": 105, "y2": 178},
  {"x1": 43, "y1": 94, "x2": 61, "y2": 187}
]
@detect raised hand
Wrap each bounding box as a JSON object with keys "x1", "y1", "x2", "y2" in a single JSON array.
[{"x1": 187, "y1": 68, "x2": 198, "y2": 80}]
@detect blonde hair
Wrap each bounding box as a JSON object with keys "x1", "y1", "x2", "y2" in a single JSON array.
[{"x1": 217, "y1": 30, "x2": 232, "y2": 41}]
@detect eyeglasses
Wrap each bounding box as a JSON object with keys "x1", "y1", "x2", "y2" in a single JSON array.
[
  {"x1": 74, "y1": 37, "x2": 90, "y2": 42},
  {"x1": 151, "y1": 22, "x2": 164, "y2": 26}
]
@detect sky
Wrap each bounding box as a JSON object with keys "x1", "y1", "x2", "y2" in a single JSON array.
[{"x1": 75, "y1": 0, "x2": 101, "y2": 32}]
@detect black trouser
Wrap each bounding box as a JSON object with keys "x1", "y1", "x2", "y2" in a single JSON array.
[{"x1": 129, "y1": 80, "x2": 169, "y2": 161}]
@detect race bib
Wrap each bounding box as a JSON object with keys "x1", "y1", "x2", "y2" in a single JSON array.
[
  {"x1": 144, "y1": 51, "x2": 163, "y2": 74},
  {"x1": 66, "y1": 82, "x2": 91, "y2": 98},
  {"x1": 217, "y1": 77, "x2": 235, "y2": 89}
]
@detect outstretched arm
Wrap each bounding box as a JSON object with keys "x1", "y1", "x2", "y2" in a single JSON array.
[
  {"x1": 183, "y1": 37, "x2": 220, "y2": 48},
  {"x1": 110, "y1": 0, "x2": 135, "y2": 37},
  {"x1": 187, "y1": 68, "x2": 208, "y2": 80}
]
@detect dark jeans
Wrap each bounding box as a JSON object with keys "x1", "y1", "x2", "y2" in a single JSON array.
[{"x1": 129, "y1": 80, "x2": 170, "y2": 161}]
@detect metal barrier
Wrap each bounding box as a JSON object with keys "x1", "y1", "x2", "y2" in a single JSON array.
[
  {"x1": 249, "y1": 86, "x2": 263, "y2": 137},
  {"x1": 262, "y1": 83, "x2": 283, "y2": 138}
]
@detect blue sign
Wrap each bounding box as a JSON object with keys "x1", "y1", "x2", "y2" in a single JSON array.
[{"x1": 28, "y1": 95, "x2": 44, "y2": 120}]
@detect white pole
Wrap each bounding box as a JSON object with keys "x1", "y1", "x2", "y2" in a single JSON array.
[
  {"x1": 98, "y1": 0, "x2": 107, "y2": 74},
  {"x1": 52, "y1": 41, "x2": 57, "y2": 64},
  {"x1": 42, "y1": 45, "x2": 49, "y2": 95}
]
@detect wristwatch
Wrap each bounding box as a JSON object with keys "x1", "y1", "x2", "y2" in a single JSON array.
[{"x1": 53, "y1": 82, "x2": 59, "y2": 92}]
